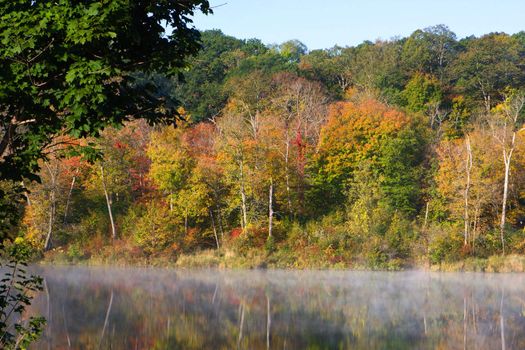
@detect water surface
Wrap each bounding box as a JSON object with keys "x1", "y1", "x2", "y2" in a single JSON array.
[{"x1": 29, "y1": 267, "x2": 525, "y2": 349}]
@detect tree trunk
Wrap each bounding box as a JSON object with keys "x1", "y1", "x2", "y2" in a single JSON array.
[
  {"x1": 63, "y1": 175, "x2": 76, "y2": 224},
  {"x1": 423, "y1": 201, "x2": 429, "y2": 229},
  {"x1": 0, "y1": 118, "x2": 16, "y2": 161},
  {"x1": 44, "y1": 163, "x2": 57, "y2": 251},
  {"x1": 464, "y1": 135, "x2": 473, "y2": 246},
  {"x1": 479, "y1": 80, "x2": 491, "y2": 113},
  {"x1": 268, "y1": 178, "x2": 274, "y2": 239},
  {"x1": 472, "y1": 204, "x2": 480, "y2": 253},
  {"x1": 284, "y1": 129, "x2": 293, "y2": 217},
  {"x1": 44, "y1": 195, "x2": 55, "y2": 251},
  {"x1": 500, "y1": 156, "x2": 511, "y2": 255},
  {"x1": 239, "y1": 158, "x2": 248, "y2": 231},
  {"x1": 216, "y1": 201, "x2": 224, "y2": 241},
  {"x1": 100, "y1": 165, "x2": 117, "y2": 240},
  {"x1": 500, "y1": 132, "x2": 515, "y2": 256},
  {"x1": 21, "y1": 181, "x2": 32, "y2": 206},
  {"x1": 210, "y1": 208, "x2": 220, "y2": 250}
]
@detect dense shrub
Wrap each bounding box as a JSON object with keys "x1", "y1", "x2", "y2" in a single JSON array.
[
  {"x1": 428, "y1": 225, "x2": 463, "y2": 264},
  {"x1": 132, "y1": 203, "x2": 181, "y2": 255}
]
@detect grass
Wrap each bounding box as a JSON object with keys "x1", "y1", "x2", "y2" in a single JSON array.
[
  {"x1": 39, "y1": 239, "x2": 525, "y2": 272},
  {"x1": 430, "y1": 254, "x2": 525, "y2": 272}
]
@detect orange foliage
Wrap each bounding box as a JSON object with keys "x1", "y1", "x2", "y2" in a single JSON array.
[{"x1": 317, "y1": 98, "x2": 411, "y2": 180}]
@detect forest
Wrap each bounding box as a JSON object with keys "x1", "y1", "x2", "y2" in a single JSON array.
[{"x1": 9, "y1": 26, "x2": 525, "y2": 270}]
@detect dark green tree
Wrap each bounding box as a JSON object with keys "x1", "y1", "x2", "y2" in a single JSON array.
[
  {"x1": 176, "y1": 30, "x2": 248, "y2": 122},
  {"x1": 0, "y1": 0, "x2": 211, "y2": 242},
  {"x1": 401, "y1": 25, "x2": 458, "y2": 82},
  {"x1": 0, "y1": 0, "x2": 211, "y2": 183},
  {"x1": 452, "y1": 33, "x2": 523, "y2": 111}
]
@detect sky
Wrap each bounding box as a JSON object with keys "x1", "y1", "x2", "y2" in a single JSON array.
[{"x1": 192, "y1": 0, "x2": 525, "y2": 50}]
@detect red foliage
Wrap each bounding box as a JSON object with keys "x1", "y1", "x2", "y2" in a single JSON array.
[
  {"x1": 183, "y1": 123, "x2": 216, "y2": 158},
  {"x1": 114, "y1": 140, "x2": 127, "y2": 149},
  {"x1": 293, "y1": 130, "x2": 306, "y2": 176},
  {"x1": 230, "y1": 227, "x2": 243, "y2": 239}
]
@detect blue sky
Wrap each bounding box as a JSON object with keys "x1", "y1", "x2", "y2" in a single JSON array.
[{"x1": 192, "y1": 0, "x2": 525, "y2": 50}]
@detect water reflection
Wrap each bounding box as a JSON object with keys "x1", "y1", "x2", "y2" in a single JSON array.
[{"x1": 28, "y1": 267, "x2": 525, "y2": 349}]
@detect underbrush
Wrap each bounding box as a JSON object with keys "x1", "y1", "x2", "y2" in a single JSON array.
[
  {"x1": 35, "y1": 213, "x2": 525, "y2": 272},
  {"x1": 433, "y1": 254, "x2": 525, "y2": 272}
]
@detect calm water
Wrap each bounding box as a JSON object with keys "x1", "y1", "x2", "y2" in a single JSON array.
[{"x1": 27, "y1": 267, "x2": 525, "y2": 349}]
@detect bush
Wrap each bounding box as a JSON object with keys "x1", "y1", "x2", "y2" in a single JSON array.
[
  {"x1": 428, "y1": 225, "x2": 463, "y2": 264},
  {"x1": 132, "y1": 203, "x2": 180, "y2": 255},
  {"x1": 230, "y1": 225, "x2": 268, "y2": 254},
  {"x1": 384, "y1": 212, "x2": 415, "y2": 259},
  {"x1": 364, "y1": 236, "x2": 389, "y2": 269},
  {"x1": 66, "y1": 242, "x2": 85, "y2": 262},
  {"x1": 71, "y1": 211, "x2": 109, "y2": 244},
  {"x1": 265, "y1": 235, "x2": 276, "y2": 254},
  {"x1": 2, "y1": 236, "x2": 41, "y2": 261}
]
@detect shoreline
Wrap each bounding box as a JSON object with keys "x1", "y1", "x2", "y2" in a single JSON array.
[{"x1": 37, "y1": 249, "x2": 525, "y2": 273}]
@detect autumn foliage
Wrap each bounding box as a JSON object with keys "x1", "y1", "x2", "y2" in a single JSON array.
[{"x1": 14, "y1": 28, "x2": 525, "y2": 268}]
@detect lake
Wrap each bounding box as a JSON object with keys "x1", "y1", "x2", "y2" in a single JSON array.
[{"x1": 28, "y1": 266, "x2": 525, "y2": 349}]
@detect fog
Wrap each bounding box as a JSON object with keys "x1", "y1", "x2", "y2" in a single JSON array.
[{"x1": 28, "y1": 267, "x2": 525, "y2": 349}]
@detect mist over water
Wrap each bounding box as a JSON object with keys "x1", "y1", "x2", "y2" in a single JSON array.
[{"x1": 28, "y1": 267, "x2": 525, "y2": 349}]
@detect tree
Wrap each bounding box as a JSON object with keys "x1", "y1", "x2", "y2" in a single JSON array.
[
  {"x1": 176, "y1": 30, "x2": 249, "y2": 122},
  {"x1": 402, "y1": 73, "x2": 443, "y2": 128},
  {"x1": 183, "y1": 123, "x2": 226, "y2": 248},
  {"x1": 299, "y1": 49, "x2": 345, "y2": 97},
  {"x1": 403, "y1": 73, "x2": 442, "y2": 112},
  {"x1": 278, "y1": 40, "x2": 308, "y2": 63},
  {"x1": 147, "y1": 125, "x2": 194, "y2": 212},
  {"x1": 216, "y1": 110, "x2": 255, "y2": 231},
  {"x1": 453, "y1": 34, "x2": 523, "y2": 112},
  {"x1": 377, "y1": 127, "x2": 426, "y2": 216},
  {"x1": 0, "y1": 0, "x2": 211, "y2": 183},
  {"x1": 0, "y1": 0, "x2": 212, "y2": 250},
  {"x1": 20, "y1": 138, "x2": 89, "y2": 250},
  {"x1": 82, "y1": 126, "x2": 145, "y2": 241},
  {"x1": 270, "y1": 73, "x2": 328, "y2": 217},
  {"x1": 402, "y1": 25, "x2": 458, "y2": 82},
  {"x1": 435, "y1": 131, "x2": 499, "y2": 250},
  {"x1": 489, "y1": 91, "x2": 525, "y2": 254},
  {"x1": 313, "y1": 98, "x2": 413, "y2": 207},
  {"x1": 351, "y1": 40, "x2": 405, "y2": 104},
  {"x1": 147, "y1": 124, "x2": 213, "y2": 243},
  {"x1": 254, "y1": 114, "x2": 285, "y2": 239}
]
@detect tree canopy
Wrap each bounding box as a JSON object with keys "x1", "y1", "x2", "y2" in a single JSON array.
[{"x1": 0, "y1": 0, "x2": 211, "y2": 182}]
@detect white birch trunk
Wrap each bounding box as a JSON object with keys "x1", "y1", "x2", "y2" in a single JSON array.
[
  {"x1": 100, "y1": 165, "x2": 117, "y2": 240},
  {"x1": 44, "y1": 163, "x2": 57, "y2": 251},
  {"x1": 464, "y1": 135, "x2": 473, "y2": 246},
  {"x1": 239, "y1": 157, "x2": 248, "y2": 231},
  {"x1": 268, "y1": 178, "x2": 274, "y2": 239},
  {"x1": 210, "y1": 208, "x2": 220, "y2": 250}
]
